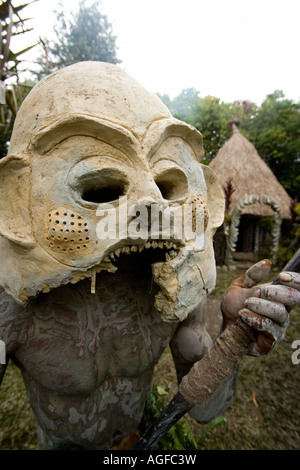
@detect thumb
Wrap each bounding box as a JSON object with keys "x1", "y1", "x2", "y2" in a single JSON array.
[{"x1": 232, "y1": 259, "x2": 272, "y2": 289}]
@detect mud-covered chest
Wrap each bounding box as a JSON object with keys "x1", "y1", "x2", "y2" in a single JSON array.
[{"x1": 15, "y1": 298, "x2": 176, "y2": 394}]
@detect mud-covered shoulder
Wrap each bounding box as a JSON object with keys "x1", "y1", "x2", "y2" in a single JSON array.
[{"x1": 0, "y1": 286, "x2": 28, "y2": 355}]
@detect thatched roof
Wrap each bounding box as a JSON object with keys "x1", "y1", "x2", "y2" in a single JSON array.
[{"x1": 209, "y1": 123, "x2": 292, "y2": 219}]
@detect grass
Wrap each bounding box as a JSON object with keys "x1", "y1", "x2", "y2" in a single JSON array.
[
  {"x1": 0, "y1": 266, "x2": 299, "y2": 450},
  {"x1": 0, "y1": 364, "x2": 37, "y2": 450}
]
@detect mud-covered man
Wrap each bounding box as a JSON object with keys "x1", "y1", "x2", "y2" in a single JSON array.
[{"x1": 0, "y1": 62, "x2": 299, "y2": 449}]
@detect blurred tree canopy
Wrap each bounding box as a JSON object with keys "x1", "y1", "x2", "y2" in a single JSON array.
[
  {"x1": 160, "y1": 89, "x2": 299, "y2": 200},
  {"x1": 35, "y1": 0, "x2": 120, "y2": 79},
  {"x1": 158, "y1": 88, "x2": 200, "y2": 121}
]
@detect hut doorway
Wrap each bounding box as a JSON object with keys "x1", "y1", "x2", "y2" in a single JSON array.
[
  {"x1": 234, "y1": 215, "x2": 272, "y2": 263},
  {"x1": 236, "y1": 215, "x2": 258, "y2": 253},
  {"x1": 229, "y1": 194, "x2": 282, "y2": 264}
]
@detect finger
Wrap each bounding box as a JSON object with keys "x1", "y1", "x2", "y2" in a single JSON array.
[
  {"x1": 244, "y1": 297, "x2": 289, "y2": 325},
  {"x1": 278, "y1": 271, "x2": 300, "y2": 292},
  {"x1": 259, "y1": 283, "x2": 300, "y2": 310},
  {"x1": 239, "y1": 308, "x2": 288, "y2": 343},
  {"x1": 232, "y1": 259, "x2": 272, "y2": 288}
]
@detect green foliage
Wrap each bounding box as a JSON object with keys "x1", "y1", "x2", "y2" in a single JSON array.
[
  {"x1": 294, "y1": 203, "x2": 300, "y2": 217},
  {"x1": 276, "y1": 202, "x2": 300, "y2": 268},
  {"x1": 157, "y1": 88, "x2": 200, "y2": 121},
  {"x1": 160, "y1": 92, "x2": 255, "y2": 164},
  {"x1": 190, "y1": 96, "x2": 235, "y2": 162},
  {"x1": 190, "y1": 97, "x2": 256, "y2": 164},
  {"x1": 171, "y1": 88, "x2": 200, "y2": 121},
  {"x1": 156, "y1": 92, "x2": 172, "y2": 110},
  {"x1": 0, "y1": 362, "x2": 37, "y2": 449},
  {"x1": 161, "y1": 87, "x2": 299, "y2": 200},
  {"x1": 0, "y1": 81, "x2": 32, "y2": 157},
  {"x1": 0, "y1": 1, "x2": 37, "y2": 156},
  {"x1": 143, "y1": 385, "x2": 226, "y2": 450},
  {"x1": 246, "y1": 91, "x2": 300, "y2": 199},
  {"x1": 35, "y1": 0, "x2": 120, "y2": 79},
  {"x1": 0, "y1": 0, "x2": 37, "y2": 81}
]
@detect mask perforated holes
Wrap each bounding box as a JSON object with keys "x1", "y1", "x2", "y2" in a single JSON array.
[
  {"x1": 46, "y1": 208, "x2": 92, "y2": 254},
  {"x1": 189, "y1": 194, "x2": 209, "y2": 233}
]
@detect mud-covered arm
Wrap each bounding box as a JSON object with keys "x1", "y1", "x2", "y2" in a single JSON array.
[
  {"x1": 0, "y1": 287, "x2": 26, "y2": 387},
  {"x1": 169, "y1": 300, "x2": 211, "y2": 383},
  {"x1": 170, "y1": 299, "x2": 238, "y2": 423}
]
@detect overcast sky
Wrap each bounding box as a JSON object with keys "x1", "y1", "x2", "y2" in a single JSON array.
[{"x1": 20, "y1": 0, "x2": 300, "y2": 105}]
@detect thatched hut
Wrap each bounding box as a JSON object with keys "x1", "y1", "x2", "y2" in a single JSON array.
[{"x1": 209, "y1": 122, "x2": 292, "y2": 264}]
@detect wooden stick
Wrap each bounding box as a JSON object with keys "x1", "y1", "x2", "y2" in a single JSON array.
[{"x1": 135, "y1": 249, "x2": 300, "y2": 450}]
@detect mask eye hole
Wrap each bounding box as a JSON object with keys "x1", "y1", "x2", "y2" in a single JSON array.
[
  {"x1": 79, "y1": 172, "x2": 128, "y2": 204},
  {"x1": 155, "y1": 168, "x2": 189, "y2": 201},
  {"x1": 82, "y1": 184, "x2": 125, "y2": 204}
]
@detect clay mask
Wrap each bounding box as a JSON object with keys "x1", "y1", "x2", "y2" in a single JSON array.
[{"x1": 0, "y1": 62, "x2": 224, "y2": 321}]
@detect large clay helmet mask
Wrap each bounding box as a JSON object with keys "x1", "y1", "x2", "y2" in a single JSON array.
[{"x1": 0, "y1": 62, "x2": 224, "y2": 320}]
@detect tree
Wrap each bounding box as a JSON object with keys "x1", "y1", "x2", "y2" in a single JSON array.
[
  {"x1": 0, "y1": 0, "x2": 37, "y2": 82},
  {"x1": 188, "y1": 96, "x2": 255, "y2": 163},
  {"x1": 161, "y1": 90, "x2": 255, "y2": 164},
  {"x1": 0, "y1": 0, "x2": 38, "y2": 157},
  {"x1": 246, "y1": 91, "x2": 300, "y2": 200},
  {"x1": 156, "y1": 92, "x2": 172, "y2": 111},
  {"x1": 36, "y1": 0, "x2": 120, "y2": 78},
  {"x1": 169, "y1": 88, "x2": 200, "y2": 121},
  {"x1": 159, "y1": 86, "x2": 299, "y2": 200}
]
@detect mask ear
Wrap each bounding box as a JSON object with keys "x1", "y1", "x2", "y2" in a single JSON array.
[
  {"x1": 201, "y1": 164, "x2": 225, "y2": 232},
  {"x1": 0, "y1": 155, "x2": 35, "y2": 247}
]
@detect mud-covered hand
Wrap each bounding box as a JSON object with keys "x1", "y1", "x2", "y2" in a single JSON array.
[{"x1": 221, "y1": 260, "x2": 300, "y2": 356}]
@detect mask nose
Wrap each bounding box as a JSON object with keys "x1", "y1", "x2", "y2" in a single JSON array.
[
  {"x1": 132, "y1": 175, "x2": 179, "y2": 240},
  {"x1": 136, "y1": 176, "x2": 165, "y2": 206}
]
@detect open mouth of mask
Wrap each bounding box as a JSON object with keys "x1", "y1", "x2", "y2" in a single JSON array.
[{"x1": 69, "y1": 233, "x2": 205, "y2": 323}]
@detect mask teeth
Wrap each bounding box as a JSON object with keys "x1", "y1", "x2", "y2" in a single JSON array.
[{"x1": 106, "y1": 240, "x2": 180, "y2": 260}]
